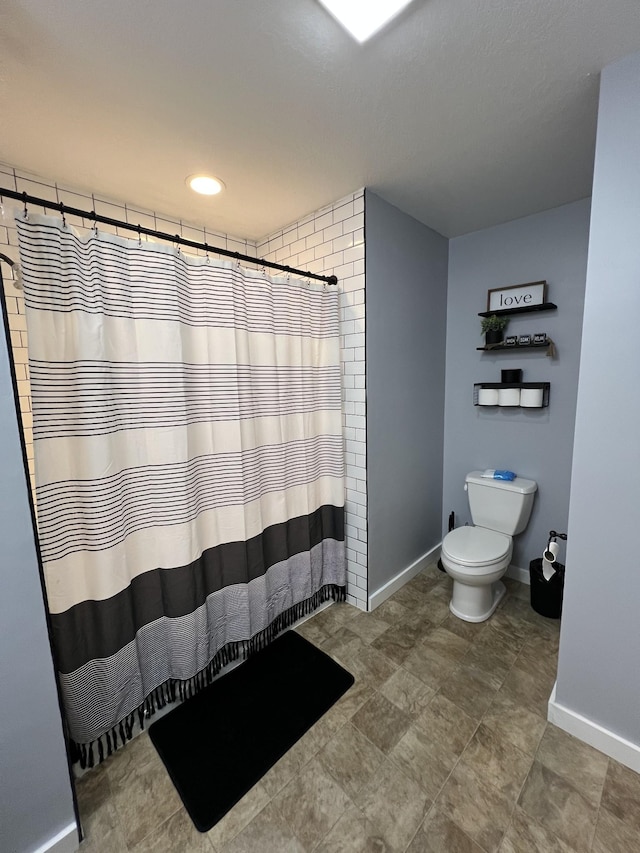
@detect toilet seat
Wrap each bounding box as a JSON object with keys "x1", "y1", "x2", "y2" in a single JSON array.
[{"x1": 442, "y1": 526, "x2": 511, "y2": 568}]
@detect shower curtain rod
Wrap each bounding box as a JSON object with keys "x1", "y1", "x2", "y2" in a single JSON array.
[{"x1": 0, "y1": 187, "x2": 339, "y2": 286}]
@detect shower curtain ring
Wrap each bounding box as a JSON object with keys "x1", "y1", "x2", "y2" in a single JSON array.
[
  {"x1": 137, "y1": 224, "x2": 142, "y2": 247},
  {"x1": 90, "y1": 195, "x2": 98, "y2": 236},
  {"x1": 203, "y1": 227, "x2": 210, "y2": 263},
  {"x1": 22, "y1": 191, "x2": 28, "y2": 219},
  {"x1": 59, "y1": 201, "x2": 67, "y2": 228}
]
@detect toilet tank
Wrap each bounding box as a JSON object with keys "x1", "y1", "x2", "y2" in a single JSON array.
[{"x1": 465, "y1": 471, "x2": 537, "y2": 535}]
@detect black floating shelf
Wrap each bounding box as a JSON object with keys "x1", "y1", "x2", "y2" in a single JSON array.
[
  {"x1": 478, "y1": 302, "x2": 557, "y2": 318},
  {"x1": 475, "y1": 382, "x2": 550, "y2": 389},
  {"x1": 476, "y1": 342, "x2": 551, "y2": 352},
  {"x1": 473, "y1": 382, "x2": 551, "y2": 408}
]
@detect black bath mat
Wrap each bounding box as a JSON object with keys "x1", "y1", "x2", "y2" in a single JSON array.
[{"x1": 148, "y1": 630, "x2": 354, "y2": 832}]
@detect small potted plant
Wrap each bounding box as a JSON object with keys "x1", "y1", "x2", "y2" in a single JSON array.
[{"x1": 481, "y1": 314, "x2": 509, "y2": 346}]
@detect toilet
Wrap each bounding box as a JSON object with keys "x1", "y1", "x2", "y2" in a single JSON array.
[{"x1": 441, "y1": 471, "x2": 537, "y2": 622}]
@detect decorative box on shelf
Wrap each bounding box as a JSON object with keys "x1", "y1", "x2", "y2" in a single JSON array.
[
  {"x1": 477, "y1": 339, "x2": 552, "y2": 353},
  {"x1": 473, "y1": 382, "x2": 550, "y2": 408}
]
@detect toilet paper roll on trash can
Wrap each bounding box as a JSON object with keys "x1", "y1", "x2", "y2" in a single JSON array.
[
  {"x1": 529, "y1": 557, "x2": 565, "y2": 618},
  {"x1": 543, "y1": 539, "x2": 559, "y2": 565}
]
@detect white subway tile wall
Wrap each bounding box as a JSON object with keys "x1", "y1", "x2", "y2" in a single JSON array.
[
  {"x1": 257, "y1": 191, "x2": 367, "y2": 610},
  {"x1": 0, "y1": 166, "x2": 368, "y2": 609}
]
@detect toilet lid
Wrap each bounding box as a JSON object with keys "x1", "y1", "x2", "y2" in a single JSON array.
[{"x1": 442, "y1": 526, "x2": 511, "y2": 567}]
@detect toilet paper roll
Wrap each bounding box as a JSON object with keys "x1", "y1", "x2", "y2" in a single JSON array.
[
  {"x1": 520, "y1": 387, "x2": 544, "y2": 407},
  {"x1": 498, "y1": 387, "x2": 520, "y2": 406},
  {"x1": 543, "y1": 539, "x2": 559, "y2": 566},
  {"x1": 542, "y1": 557, "x2": 556, "y2": 580},
  {"x1": 478, "y1": 387, "x2": 499, "y2": 406}
]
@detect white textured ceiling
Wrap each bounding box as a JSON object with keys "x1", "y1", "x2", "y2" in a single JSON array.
[{"x1": 1, "y1": 0, "x2": 640, "y2": 241}]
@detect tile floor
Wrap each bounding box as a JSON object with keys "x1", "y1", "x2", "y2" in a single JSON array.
[{"x1": 76, "y1": 565, "x2": 640, "y2": 852}]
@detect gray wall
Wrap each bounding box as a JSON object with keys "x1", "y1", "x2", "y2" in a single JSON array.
[
  {"x1": 444, "y1": 199, "x2": 591, "y2": 569},
  {"x1": 556, "y1": 52, "x2": 640, "y2": 742},
  {"x1": 0, "y1": 308, "x2": 76, "y2": 851},
  {"x1": 365, "y1": 191, "x2": 448, "y2": 595}
]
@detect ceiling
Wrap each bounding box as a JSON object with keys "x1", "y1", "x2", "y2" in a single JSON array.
[{"x1": 2, "y1": 1, "x2": 640, "y2": 242}]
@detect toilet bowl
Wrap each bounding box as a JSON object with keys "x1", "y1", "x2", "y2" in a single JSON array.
[
  {"x1": 441, "y1": 526, "x2": 513, "y2": 622},
  {"x1": 441, "y1": 471, "x2": 537, "y2": 622}
]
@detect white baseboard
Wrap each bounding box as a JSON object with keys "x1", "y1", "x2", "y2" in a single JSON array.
[
  {"x1": 548, "y1": 683, "x2": 640, "y2": 774},
  {"x1": 505, "y1": 563, "x2": 530, "y2": 585},
  {"x1": 368, "y1": 544, "x2": 441, "y2": 611},
  {"x1": 32, "y1": 823, "x2": 79, "y2": 853},
  {"x1": 367, "y1": 552, "x2": 528, "y2": 612}
]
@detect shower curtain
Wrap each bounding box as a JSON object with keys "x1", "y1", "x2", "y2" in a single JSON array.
[{"x1": 17, "y1": 214, "x2": 346, "y2": 766}]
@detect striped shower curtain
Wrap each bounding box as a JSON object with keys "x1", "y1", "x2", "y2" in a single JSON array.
[{"x1": 17, "y1": 214, "x2": 346, "y2": 766}]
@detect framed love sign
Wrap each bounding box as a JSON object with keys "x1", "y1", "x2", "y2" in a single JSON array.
[{"x1": 487, "y1": 281, "x2": 547, "y2": 312}]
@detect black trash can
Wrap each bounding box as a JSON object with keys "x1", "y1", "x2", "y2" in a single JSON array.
[{"x1": 529, "y1": 558, "x2": 565, "y2": 618}]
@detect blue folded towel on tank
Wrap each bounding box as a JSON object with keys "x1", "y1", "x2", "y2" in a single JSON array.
[{"x1": 481, "y1": 469, "x2": 516, "y2": 481}]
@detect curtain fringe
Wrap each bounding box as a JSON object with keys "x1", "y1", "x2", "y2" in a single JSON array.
[{"x1": 69, "y1": 583, "x2": 346, "y2": 769}]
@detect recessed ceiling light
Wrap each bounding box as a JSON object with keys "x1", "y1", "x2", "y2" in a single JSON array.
[
  {"x1": 187, "y1": 175, "x2": 225, "y2": 195},
  {"x1": 317, "y1": 0, "x2": 413, "y2": 43}
]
